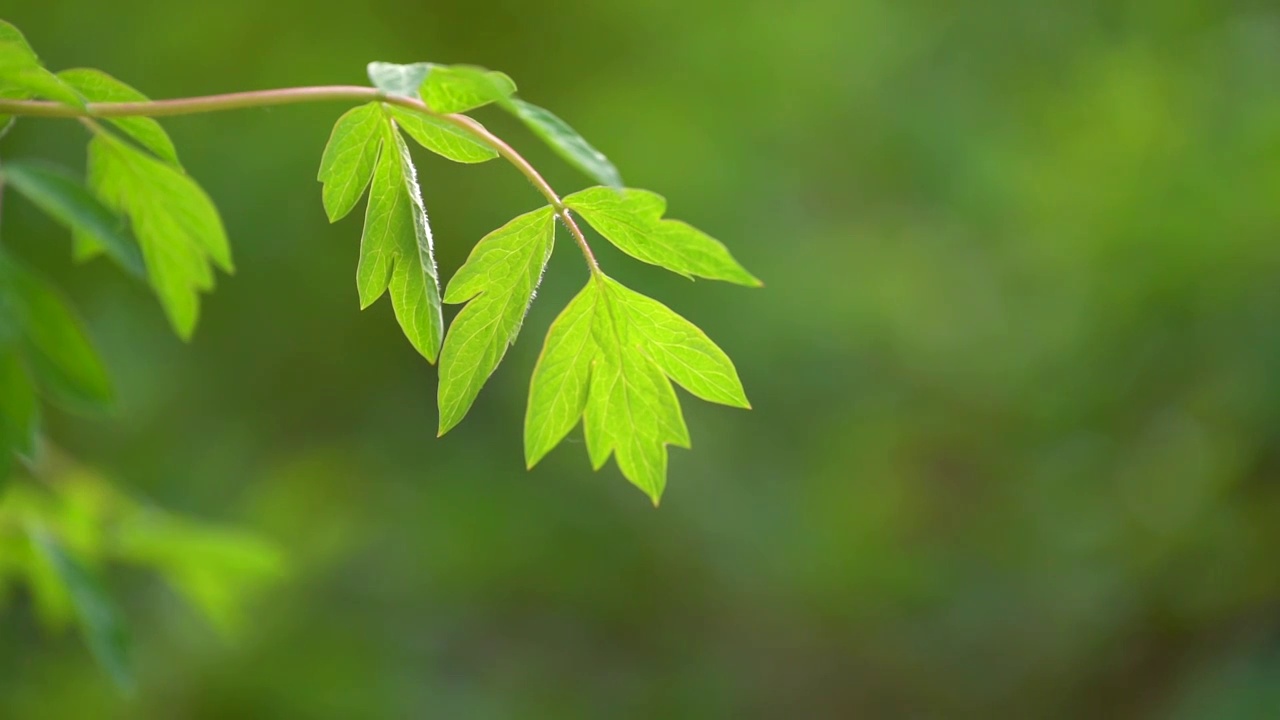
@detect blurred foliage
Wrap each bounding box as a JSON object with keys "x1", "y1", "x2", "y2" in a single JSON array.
[{"x1": 0, "y1": 0, "x2": 1279, "y2": 717}]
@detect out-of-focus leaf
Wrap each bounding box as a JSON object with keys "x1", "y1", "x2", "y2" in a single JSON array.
[
  {"x1": 29, "y1": 527, "x2": 132, "y2": 692},
  {"x1": 0, "y1": 20, "x2": 83, "y2": 109},
  {"x1": 0, "y1": 255, "x2": 112, "y2": 411},
  {"x1": 366, "y1": 61, "x2": 432, "y2": 98},
  {"x1": 2, "y1": 159, "x2": 144, "y2": 278}
]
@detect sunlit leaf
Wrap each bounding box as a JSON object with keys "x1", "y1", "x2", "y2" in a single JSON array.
[
  {"x1": 525, "y1": 274, "x2": 747, "y2": 504},
  {"x1": 357, "y1": 118, "x2": 443, "y2": 361},
  {"x1": 2, "y1": 159, "x2": 144, "y2": 278},
  {"x1": 505, "y1": 98, "x2": 622, "y2": 189},
  {"x1": 437, "y1": 206, "x2": 555, "y2": 434},
  {"x1": 421, "y1": 65, "x2": 515, "y2": 114},
  {"x1": 86, "y1": 130, "x2": 233, "y2": 339},
  {"x1": 317, "y1": 102, "x2": 382, "y2": 222},
  {"x1": 366, "y1": 61, "x2": 432, "y2": 98},
  {"x1": 57, "y1": 68, "x2": 180, "y2": 165},
  {"x1": 0, "y1": 20, "x2": 83, "y2": 109},
  {"x1": 384, "y1": 105, "x2": 497, "y2": 164},
  {"x1": 565, "y1": 186, "x2": 760, "y2": 286}
]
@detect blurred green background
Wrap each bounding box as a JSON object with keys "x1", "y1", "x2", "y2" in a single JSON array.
[{"x1": 3, "y1": 0, "x2": 1280, "y2": 717}]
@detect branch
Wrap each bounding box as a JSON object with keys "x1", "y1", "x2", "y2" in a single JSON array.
[{"x1": 0, "y1": 88, "x2": 600, "y2": 271}]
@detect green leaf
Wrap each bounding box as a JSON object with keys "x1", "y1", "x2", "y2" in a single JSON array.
[
  {"x1": 86, "y1": 130, "x2": 233, "y2": 339},
  {"x1": 2, "y1": 159, "x2": 144, "y2": 278},
  {"x1": 29, "y1": 528, "x2": 132, "y2": 692},
  {"x1": 56, "y1": 68, "x2": 180, "y2": 166},
  {"x1": 504, "y1": 98, "x2": 623, "y2": 189},
  {"x1": 524, "y1": 282, "x2": 598, "y2": 468},
  {"x1": 0, "y1": 256, "x2": 112, "y2": 411},
  {"x1": 317, "y1": 102, "x2": 382, "y2": 223},
  {"x1": 358, "y1": 119, "x2": 443, "y2": 361},
  {"x1": 366, "y1": 61, "x2": 433, "y2": 98},
  {"x1": 421, "y1": 65, "x2": 516, "y2": 114},
  {"x1": 437, "y1": 206, "x2": 555, "y2": 435},
  {"x1": 0, "y1": 349, "x2": 39, "y2": 480},
  {"x1": 525, "y1": 275, "x2": 748, "y2": 504},
  {"x1": 384, "y1": 105, "x2": 497, "y2": 164},
  {"x1": 565, "y1": 187, "x2": 761, "y2": 286},
  {"x1": 0, "y1": 20, "x2": 83, "y2": 108},
  {"x1": 606, "y1": 279, "x2": 750, "y2": 408}
]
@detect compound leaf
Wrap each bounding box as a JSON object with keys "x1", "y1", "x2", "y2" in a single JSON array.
[
  {"x1": 1, "y1": 159, "x2": 144, "y2": 278},
  {"x1": 384, "y1": 105, "x2": 497, "y2": 164},
  {"x1": 607, "y1": 280, "x2": 750, "y2": 408},
  {"x1": 0, "y1": 20, "x2": 83, "y2": 109},
  {"x1": 565, "y1": 186, "x2": 760, "y2": 286},
  {"x1": 505, "y1": 98, "x2": 622, "y2": 189},
  {"x1": 87, "y1": 130, "x2": 233, "y2": 339},
  {"x1": 317, "y1": 102, "x2": 382, "y2": 222},
  {"x1": 525, "y1": 274, "x2": 747, "y2": 504},
  {"x1": 357, "y1": 117, "x2": 443, "y2": 361},
  {"x1": 29, "y1": 528, "x2": 132, "y2": 692},
  {"x1": 0, "y1": 255, "x2": 112, "y2": 411},
  {"x1": 437, "y1": 206, "x2": 555, "y2": 435},
  {"x1": 421, "y1": 65, "x2": 515, "y2": 114},
  {"x1": 366, "y1": 61, "x2": 432, "y2": 99},
  {"x1": 57, "y1": 68, "x2": 180, "y2": 166}
]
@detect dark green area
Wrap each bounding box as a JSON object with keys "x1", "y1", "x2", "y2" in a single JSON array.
[{"x1": 2, "y1": 0, "x2": 1280, "y2": 716}]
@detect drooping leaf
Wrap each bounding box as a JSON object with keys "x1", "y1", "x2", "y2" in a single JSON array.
[
  {"x1": 437, "y1": 206, "x2": 555, "y2": 434},
  {"x1": 421, "y1": 65, "x2": 516, "y2": 114},
  {"x1": 1, "y1": 159, "x2": 144, "y2": 278},
  {"x1": 565, "y1": 187, "x2": 761, "y2": 286},
  {"x1": 0, "y1": 349, "x2": 38, "y2": 480},
  {"x1": 366, "y1": 61, "x2": 433, "y2": 98},
  {"x1": 317, "y1": 102, "x2": 382, "y2": 222},
  {"x1": 0, "y1": 20, "x2": 83, "y2": 109},
  {"x1": 29, "y1": 528, "x2": 132, "y2": 692},
  {"x1": 504, "y1": 98, "x2": 622, "y2": 189},
  {"x1": 86, "y1": 130, "x2": 233, "y2": 339},
  {"x1": 525, "y1": 274, "x2": 748, "y2": 504},
  {"x1": 57, "y1": 68, "x2": 180, "y2": 166},
  {"x1": 0, "y1": 255, "x2": 112, "y2": 411},
  {"x1": 384, "y1": 105, "x2": 497, "y2": 164},
  {"x1": 357, "y1": 119, "x2": 443, "y2": 361}
]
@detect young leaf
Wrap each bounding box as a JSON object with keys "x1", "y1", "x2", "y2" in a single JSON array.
[
  {"x1": 57, "y1": 68, "x2": 181, "y2": 166},
  {"x1": 86, "y1": 130, "x2": 233, "y2": 339},
  {"x1": 525, "y1": 274, "x2": 749, "y2": 504},
  {"x1": 0, "y1": 255, "x2": 112, "y2": 411},
  {"x1": 29, "y1": 528, "x2": 132, "y2": 692},
  {"x1": 437, "y1": 206, "x2": 555, "y2": 435},
  {"x1": 524, "y1": 283, "x2": 597, "y2": 468},
  {"x1": 384, "y1": 105, "x2": 497, "y2": 164},
  {"x1": 0, "y1": 20, "x2": 83, "y2": 109},
  {"x1": 358, "y1": 118, "x2": 443, "y2": 361},
  {"x1": 420, "y1": 65, "x2": 516, "y2": 114},
  {"x1": 606, "y1": 279, "x2": 750, "y2": 408},
  {"x1": 0, "y1": 349, "x2": 39, "y2": 479},
  {"x1": 366, "y1": 61, "x2": 433, "y2": 98},
  {"x1": 504, "y1": 98, "x2": 623, "y2": 189},
  {"x1": 317, "y1": 102, "x2": 382, "y2": 222},
  {"x1": 565, "y1": 187, "x2": 760, "y2": 286},
  {"x1": 1, "y1": 159, "x2": 145, "y2": 278}
]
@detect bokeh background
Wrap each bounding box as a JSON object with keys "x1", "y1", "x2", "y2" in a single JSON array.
[{"x1": 3, "y1": 0, "x2": 1280, "y2": 717}]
